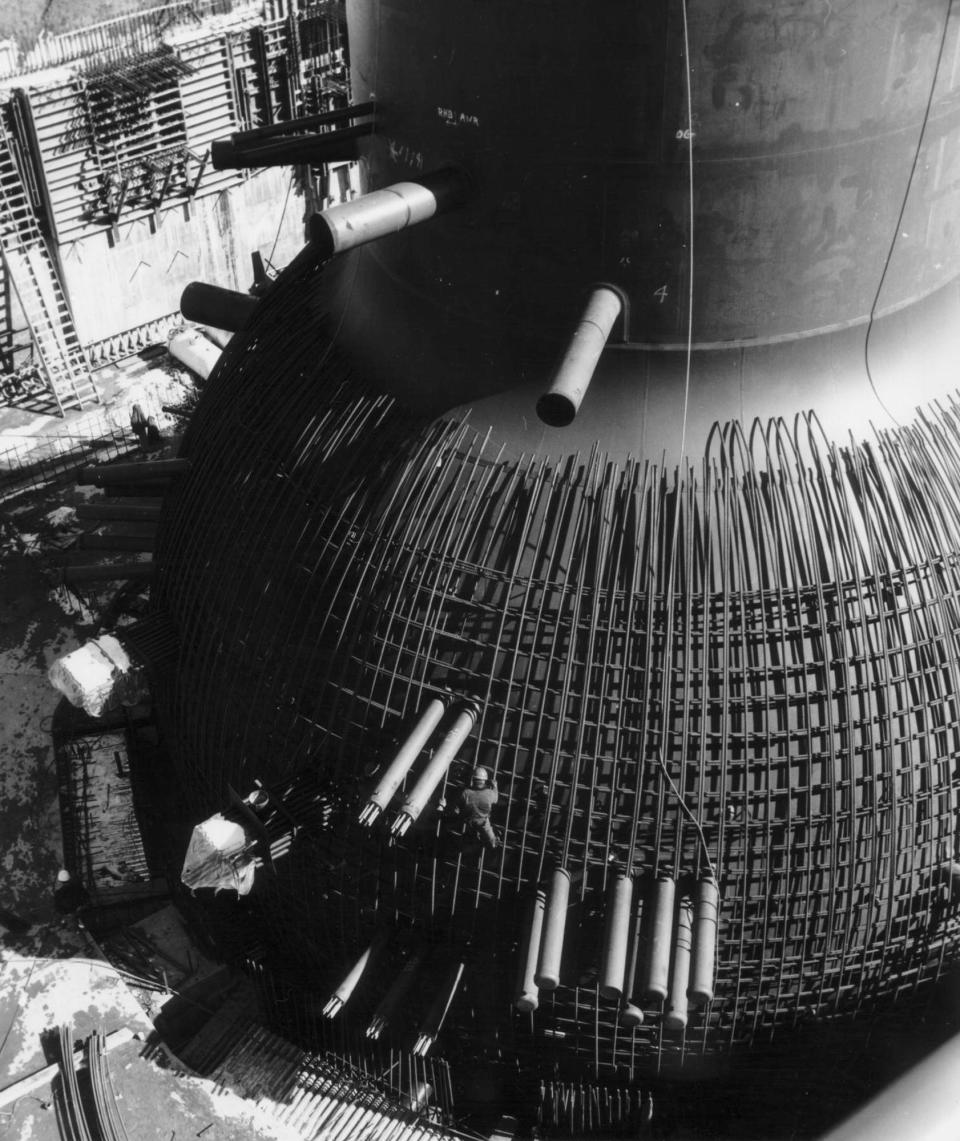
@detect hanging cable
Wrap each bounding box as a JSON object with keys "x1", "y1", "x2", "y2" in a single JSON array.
[
  {"x1": 266, "y1": 171, "x2": 295, "y2": 275},
  {"x1": 644, "y1": 0, "x2": 715, "y2": 881},
  {"x1": 864, "y1": 0, "x2": 954, "y2": 427}
]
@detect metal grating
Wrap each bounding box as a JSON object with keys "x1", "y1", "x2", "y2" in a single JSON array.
[{"x1": 150, "y1": 252, "x2": 960, "y2": 1075}]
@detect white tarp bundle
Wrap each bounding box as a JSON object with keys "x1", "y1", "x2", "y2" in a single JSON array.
[
  {"x1": 180, "y1": 814, "x2": 257, "y2": 896},
  {"x1": 48, "y1": 634, "x2": 148, "y2": 718},
  {"x1": 167, "y1": 323, "x2": 222, "y2": 380}
]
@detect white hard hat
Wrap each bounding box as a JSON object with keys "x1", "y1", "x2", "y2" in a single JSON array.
[{"x1": 472, "y1": 767, "x2": 489, "y2": 783}]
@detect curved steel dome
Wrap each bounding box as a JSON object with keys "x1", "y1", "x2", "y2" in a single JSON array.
[{"x1": 150, "y1": 0, "x2": 960, "y2": 1112}]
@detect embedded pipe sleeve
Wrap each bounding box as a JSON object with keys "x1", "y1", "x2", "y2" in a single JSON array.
[
  {"x1": 619, "y1": 886, "x2": 645, "y2": 1028},
  {"x1": 366, "y1": 951, "x2": 423, "y2": 1040},
  {"x1": 536, "y1": 286, "x2": 623, "y2": 427},
  {"x1": 359, "y1": 697, "x2": 446, "y2": 826},
  {"x1": 180, "y1": 281, "x2": 259, "y2": 332},
  {"x1": 390, "y1": 702, "x2": 478, "y2": 836},
  {"x1": 535, "y1": 867, "x2": 572, "y2": 991},
  {"x1": 515, "y1": 887, "x2": 547, "y2": 1012},
  {"x1": 664, "y1": 897, "x2": 694, "y2": 1030},
  {"x1": 599, "y1": 873, "x2": 634, "y2": 999},
  {"x1": 309, "y1": 167, "x2": 468, "y2": 260},
  {"x1": 688, "y1": 874, "x2": 720, "y2": 1006},
  {"x1": 642, "y1": 874, "x2": 676, "y2": 1002},
  {"x1": 322, "y1": 937, "x2": 381, "y2": 1017}
]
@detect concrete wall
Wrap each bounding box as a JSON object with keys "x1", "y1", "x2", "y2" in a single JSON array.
[{"x1": 59, "y1": 167, "x2": 309, "y2": 346}]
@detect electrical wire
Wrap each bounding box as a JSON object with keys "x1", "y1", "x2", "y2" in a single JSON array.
[
  {"x1": 864, "y1": 0, "x2": 955, "y2": 427},
  {"x1": 650, "y1": 0, "x2": 715, "y2": 881},
  {"x1": 266, "y1": 171, "x2": 295, "y2": 276}
]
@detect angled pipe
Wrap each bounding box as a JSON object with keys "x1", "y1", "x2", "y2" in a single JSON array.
[
  {"x1": 322, "y1": 936, "x2": 383, "y2": 1017},
  {"x1": 211, "y1": 121, "x2": 375, "y2": 169},
  {"x1": 664, "y1": 897, "x2": 694, "y2": 1030},
  {"x1": 536, "y1": 286, "x2": 623, "y2": 427},
  {"x1": 413, "y1": 961, "x2": 465, "y2": 1056},
  {"x1": 642, "y1": 874, "x2": 676, "y2": 1003},
  {"x1": 180, "y1": 282, "x2": 259, "y2": 332},
  {"x1": 688, "y1": 874, "x2": 720, "y2": 1007},
  {"x1": 535, "y1": 866, "x2": 572, "y2": 991},
  {"x1": 366, "y1": 951, "x2": 423, "y2": 1039},
  {"x1": 64, "y1": 562, "x2": 154, "y2": 584},
  {"x1": 619, "y1": 886, "x2": 646, "y2": 1028},
  {"x1": 359, "y1": 697, "x2": 446, "y2": 826},
  {"x1": 78, "y1": 458, "x2": 191, "y2": 485},
  {"x1": 599, "y1": 872, "x2": 634, "y2": 999},
  {"x1": 309, "y1": 167, "x2": 469, "y2": 260},
  {"x1": 515, "y1": 886, "x2": 547, "y2": 1012},
  {"x1": 390, "y1": 702, "x2": 478, "y2": 837}
]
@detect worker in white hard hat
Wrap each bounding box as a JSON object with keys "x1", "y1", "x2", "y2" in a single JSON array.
[{"x1": 440, "y1": 766, "x2": 499, "y2": 849}]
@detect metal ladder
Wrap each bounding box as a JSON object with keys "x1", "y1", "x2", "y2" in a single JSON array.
[{"x1": 0, "y1": 111, "x2": 99, "y2": 414}]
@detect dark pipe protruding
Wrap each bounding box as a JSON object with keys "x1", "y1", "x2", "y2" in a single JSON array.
[
  {"x1": 515, "y1": 887, "x2": 547, "y2": 1012},
  {"x1": 664, "y1": 897, "x2": 694, "y2": 1030},
  {"x1": 688, "y1": 873, "x2": 720, "y2": 1006},
  {"x1": 599, "y1": 873, "x2": 633, "y2": 999},
  {"x1": 211, "y1": 121, "x2": 375, "y2": 169},
  {"x1": 231, "y1": 101, "x2": 377, "y2": 145},
  {"x1": 64, "y1": 562, "x2": 154, "y2": 584},
  {"x1": 76, "y1": 502, "x2": 162, "y2": 523},
  {"x1": 78, "y1": 459, "x2": 192, "y2": 485},
  {"x1": 366, "y1": 951, "x2": 423, "y2": 1039},
  {"x1": 413, "y1": 961, "x2": 465, "y2": 1056},
  {"x1": 180, "y1": 282, "x2": 259, "y2": 332},
  {"x1": 535, "y1": 866, "x2": 571, "y2": 991},
  {"x1": 536, "y1": 286, "x2": 623, "y2": 427},
  {"x1": 308, "y1": 167, "x2": 470, "y2": 261},
  {"x1": 642, "y1": 874, "x2": 676, "y2": 1003},
  {"x1": 79, "y1": 533, "x2": 155, "y2": 553}
]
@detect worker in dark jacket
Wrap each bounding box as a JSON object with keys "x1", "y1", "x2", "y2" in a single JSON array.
[{"x1": 440, "y1": 767, "x2": 499, "y2": 849}]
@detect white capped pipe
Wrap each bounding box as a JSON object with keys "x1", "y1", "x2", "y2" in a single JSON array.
[
  {"x1": 688, "y1": 874, "x2": 720, "y2": 1006},
  {"x1": 359, "y1": 697, "x2": 446, "y2": 826},
  {"x1": 535, "y1": 867, "x2": 572, "y2": 991},
  {"x1": 390, "y1": 704, "x2": 478, "y2": 836},
  {"x1": 620, "y1": 887, "x2": 645, "y2": 1028},
  {"x1": 536, "y1": 287, "x2": 623, "y2": 427},
  {"x1": 167, "y1": 325, "x2": 222, "y2": 380},
  {"x1": 664, "y1": 897, "x2": 694, "y2": 1030},
  {"x1": 515, "y1": 887, "x2": 547, "y2": 1012},
  {"x1": 310, "y1": 167, "x2": 466, "y2": 258},
  {"x1": 642, "y1": 874, "x2": 676, "y2": 1003},
  {"x1": 599, "y1": 873, "x2": 634, "y2": 999}
]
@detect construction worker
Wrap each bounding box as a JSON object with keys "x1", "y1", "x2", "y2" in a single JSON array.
[{"x1": 440, "y1": 767, "x2": 499, "y2": 850}]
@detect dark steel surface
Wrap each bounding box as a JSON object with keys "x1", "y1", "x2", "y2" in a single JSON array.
[{"x1": 321, "y1": 0, "x2": 960, "y2": 421}]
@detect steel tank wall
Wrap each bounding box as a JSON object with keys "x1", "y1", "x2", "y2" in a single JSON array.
[{"x1": 319, "y1": 0, "x2": 960, "y2": 424}]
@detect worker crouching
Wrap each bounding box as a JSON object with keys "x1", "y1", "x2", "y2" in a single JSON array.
[{"x1": 440, "y1": 766, "x2": 499, "y2": 850}]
